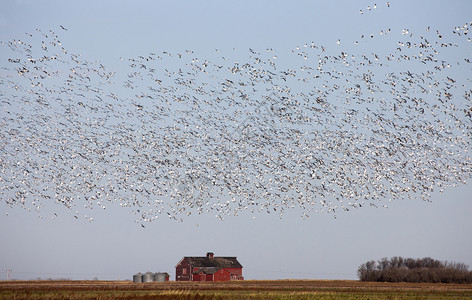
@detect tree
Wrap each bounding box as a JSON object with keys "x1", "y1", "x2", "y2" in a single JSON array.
[{"x1": 357, "y1": 256, "x2": 472, "y2": 283}]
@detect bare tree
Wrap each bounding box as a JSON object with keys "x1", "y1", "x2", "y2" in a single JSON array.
[{"x1": 357, "y1": 256, "x2": 472, "y2": 283}]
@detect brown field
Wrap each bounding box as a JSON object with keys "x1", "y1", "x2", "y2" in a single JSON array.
[{"x1": 1, "y1": 279, "x2": 472, "y2": 299}]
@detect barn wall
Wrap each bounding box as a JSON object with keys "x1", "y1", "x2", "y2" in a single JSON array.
[
  {"x1": 175, "y1": 259, "x2": 192, "y2": 281},
  {"x1": 213, "y1": 269, "x2": 231, "y2": 282},
  {"x1": 225, "y1": 268, "x2": 243, "y2": 276},
  {"x1": 213, "y1": 268, "x2": 243, "y2": 281},
  {"x1": 192, "y1": 273, "x2": 202, "y2": 281}
]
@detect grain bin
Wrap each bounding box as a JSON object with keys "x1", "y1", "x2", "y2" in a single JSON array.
[
  {"x1": 133, "y1": 272, "x2": 143, "y2": 283},
  {"x1": 154, "y1": 272, "x2": 166, "y2": 282},
  {"x1": 143, "y1": 271, "x2": 154, "y2": 283}
]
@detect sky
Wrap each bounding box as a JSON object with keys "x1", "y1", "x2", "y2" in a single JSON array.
[{"x1": 0, "y1": 0, "x2": 471, "y2": 281}]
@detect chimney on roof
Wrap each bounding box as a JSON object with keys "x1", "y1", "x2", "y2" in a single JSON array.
[{"x1": 206, "y1": 252, "x2": 214, "y2": 259}]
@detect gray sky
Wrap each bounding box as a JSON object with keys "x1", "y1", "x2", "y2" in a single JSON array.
[{"x1": 0, "y1": 0, "x2": 471, "y2": 281}]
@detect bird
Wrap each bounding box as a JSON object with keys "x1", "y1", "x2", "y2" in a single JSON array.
[{"x1": 1, "y1": 20, "x2": 471, "y2": 224}]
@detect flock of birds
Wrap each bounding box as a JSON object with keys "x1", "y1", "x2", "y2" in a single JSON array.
[{"x1": 1, "y1": 7, "x2": 471, "y2": 224}]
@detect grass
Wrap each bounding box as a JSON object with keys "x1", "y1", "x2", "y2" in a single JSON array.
[{"x1": 1, "y1": 280, "x2": 472, "y2": 299}]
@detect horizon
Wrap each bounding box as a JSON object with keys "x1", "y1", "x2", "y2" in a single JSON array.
[{"x1": 1, "y1": 0, "x2": 471, "y2": 282}]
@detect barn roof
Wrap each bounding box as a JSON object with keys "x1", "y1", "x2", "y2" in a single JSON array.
[
  {"x1": 184, "y1": 256, "x2": 243, "y2": 269},
  {"x1": 192, "y1": 267, "x2": 219, "y2": 275}
]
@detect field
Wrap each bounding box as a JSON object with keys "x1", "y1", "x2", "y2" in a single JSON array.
[{"x1": 1, "y1": 280, "x2": 472, "y2": 299}]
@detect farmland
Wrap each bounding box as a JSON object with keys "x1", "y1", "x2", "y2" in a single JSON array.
[{"x1": 1, "y1": 280, "x2": 472, "y2": 299}]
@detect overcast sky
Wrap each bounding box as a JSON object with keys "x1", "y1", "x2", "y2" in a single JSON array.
[{"x1": 1, "y1": 0, "x2": 471, "y2": 281}]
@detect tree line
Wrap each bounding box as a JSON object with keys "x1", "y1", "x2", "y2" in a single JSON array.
[{"x1": 357, "y1": 257, "x2": 472, "y2": 283}]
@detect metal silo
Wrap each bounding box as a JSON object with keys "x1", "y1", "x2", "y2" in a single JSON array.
[
  {"x1": 143, "y1": 271, "x2": 153, "y2": 283},
  {"x1": 133, "y1": 272, "x2": 143, "y2": 283},
  {"x1": 154, "y1": 272, "x2": 166, "y2": 282}
]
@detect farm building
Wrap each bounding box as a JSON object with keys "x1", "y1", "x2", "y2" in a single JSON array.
[{"x1": 175, "y1": 252, "x2": 244, "y2": 281}]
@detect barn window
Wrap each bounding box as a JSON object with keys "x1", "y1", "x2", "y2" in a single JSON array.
[{"x1": 183, "y1": 268, "x2": 187, "y2": 275}]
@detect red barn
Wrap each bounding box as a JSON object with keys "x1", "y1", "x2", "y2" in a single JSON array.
[{"x1": 175, "y1": 252, "x2": 244, "y2": 281}]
